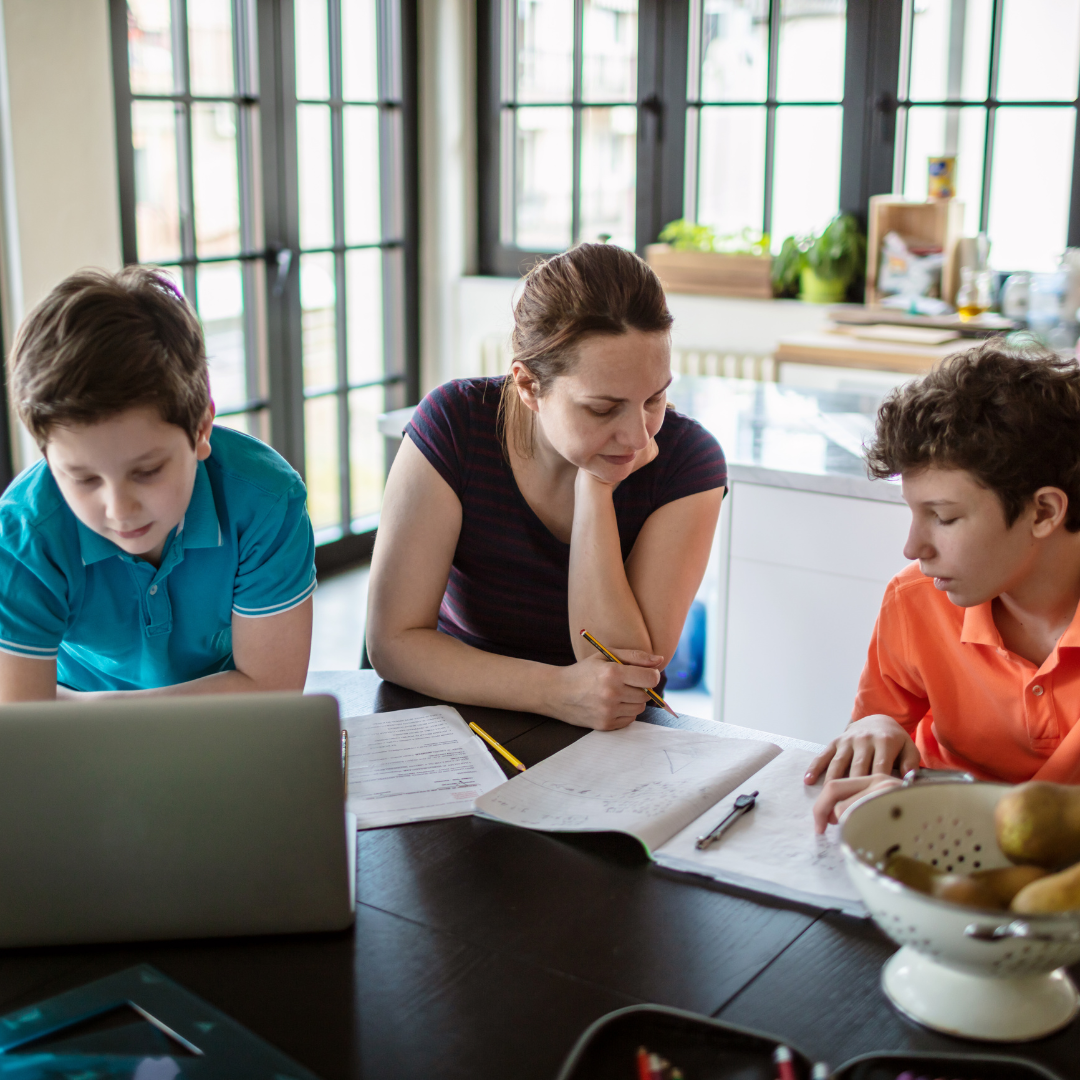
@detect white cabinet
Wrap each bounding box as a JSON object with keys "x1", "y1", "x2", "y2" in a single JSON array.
[{"x1": 714, "y1": 476, "x2": 912, "y2": 745}]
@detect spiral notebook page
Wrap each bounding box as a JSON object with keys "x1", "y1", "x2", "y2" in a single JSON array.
[
  {"x1": 654, "y1": 747, "x2": 865, "y2": 915},
  {"x1": 474, "y1": 722, "x2": 780, "y2": 854}
]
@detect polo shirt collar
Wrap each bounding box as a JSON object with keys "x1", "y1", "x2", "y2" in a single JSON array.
[
  {"x1": 960, "y1": 601, "x2": 1002, "y2": 648},
  {"x1": 77, "y1": 460, "x2": 222, "y2": 565},
  {"x1": 960, "y1": 593, "x2": 1080, "y2": 651},
  {"x1": 181, "y1": 460, "x2": 222, "y2": 550},
  {"x1": 1057, "y1": 602, "x2": 1080, "y2": 649}
]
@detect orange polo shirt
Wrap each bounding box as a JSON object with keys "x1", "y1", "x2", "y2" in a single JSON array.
[{"x1": 853, "y1": 562, "x2": 1080, "y2": 784}]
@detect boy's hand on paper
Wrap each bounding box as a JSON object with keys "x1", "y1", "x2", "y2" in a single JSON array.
[
  {"x1": 812, "y1": 775, "x2": 903, "y2": 833},
  {"x1": 803, "y1": 714, "x2": 919, "y2": 786},
  {"x1": 554, "y1": 649, "x2": 664, "y2": 730}
]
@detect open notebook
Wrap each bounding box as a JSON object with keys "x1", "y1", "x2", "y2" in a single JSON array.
[{"x1": 474, "y1": 719, "x2": 865, "y2": 917}]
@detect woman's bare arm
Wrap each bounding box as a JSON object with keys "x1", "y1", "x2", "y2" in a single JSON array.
[{"x1": 568, "y1": 470, "x2": 723, "y2": 664}]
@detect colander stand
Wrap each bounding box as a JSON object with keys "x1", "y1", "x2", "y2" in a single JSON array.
[{"x1": 881, "y1": 944, "x2": 1079, "y2": 1041}]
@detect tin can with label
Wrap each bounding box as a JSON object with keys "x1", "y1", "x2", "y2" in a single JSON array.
[{"x1": 928, "y1": 155, "x2": 956, "y2": 199}]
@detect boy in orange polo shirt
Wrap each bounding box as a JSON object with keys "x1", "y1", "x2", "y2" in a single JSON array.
[{"x1": 807, "y1": 341, "x2": 1080, "y2": 830}]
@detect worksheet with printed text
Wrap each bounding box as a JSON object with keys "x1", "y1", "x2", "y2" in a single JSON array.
[{"x1": 344, "y1": 706, "x2": 508, "y2": 829}]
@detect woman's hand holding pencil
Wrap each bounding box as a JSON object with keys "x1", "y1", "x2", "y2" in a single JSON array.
[
  {"x1": 545, "y1": 630, "x2": 675, "y2": 731},
  {"x1": 580, "y1": 630, "x2": 678, "y2": 718}
]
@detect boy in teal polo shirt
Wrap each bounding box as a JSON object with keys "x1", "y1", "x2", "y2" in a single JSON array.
[{"x1": 0, "y1": 266, "x2": 316, "y2": 700}]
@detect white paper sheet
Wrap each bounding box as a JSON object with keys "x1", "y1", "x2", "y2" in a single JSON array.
[
  {"x1": 655, "y1": 747, "x2": 865, "y2": 915},
  {"x1": 474, "y1": 722, "x2": 780, "y2": 854},
  {"x1": 344, "y1": 706, "x2": 509, "y2": 829}
]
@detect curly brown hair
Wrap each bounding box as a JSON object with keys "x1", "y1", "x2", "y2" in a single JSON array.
[
  {"x1": 866, "y1": 338, "x2": 1080, "y2": 531},
  {"x1": 9, "y1": 266, "x2": 210, "y2": 448}
]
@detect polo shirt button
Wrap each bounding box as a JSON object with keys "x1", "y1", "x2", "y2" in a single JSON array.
[
  {"x1": 149, "y1": 585, "x2": 158, "y2": 596},
  {"x1": 1032, "y1": 685, "x2": 1044, "y2": 696}
]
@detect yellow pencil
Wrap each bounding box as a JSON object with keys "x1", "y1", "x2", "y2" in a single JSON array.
[
  {"x1": 580, "y1": 629, "x2": 679, "y2": 718},
  {"x1": 468, "y1": 720, "x2": 526, "y2": 772}
]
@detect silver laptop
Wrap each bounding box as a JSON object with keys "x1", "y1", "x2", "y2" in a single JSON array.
[{"x1": 0, "y1": 692, "x2": 355, "y2": 947}]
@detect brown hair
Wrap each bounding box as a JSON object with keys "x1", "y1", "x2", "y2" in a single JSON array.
[
  {"x1": 498, "y1": 243, "x2": 673, "y2": 457},
  {"x1": 866, "y1": 338, "x2": 1080, "y2": 530},
  {"x1": 9, "y1": 265, "x2": 210, "y2": 448}
]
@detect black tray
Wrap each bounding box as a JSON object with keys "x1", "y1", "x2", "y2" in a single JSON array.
[
  {"x1": 555, "y1": 1005, "x2": 1065, "y2": 1080},
  {"x1": 554, "y1": 1004, "x2": 818, "y2": 1080}
]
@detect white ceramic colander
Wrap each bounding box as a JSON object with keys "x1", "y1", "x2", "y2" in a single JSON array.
[{"x1": 840, "y1": 779, "x2": 1080, "y2": 1041}]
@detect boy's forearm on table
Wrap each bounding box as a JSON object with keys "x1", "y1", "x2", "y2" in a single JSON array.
[
  {"x1": 58, "y1": 668, "x2": 305, "y2": 700},
  {"x1": 567, "y1": 473, "x2": 652, "y2": 661}
]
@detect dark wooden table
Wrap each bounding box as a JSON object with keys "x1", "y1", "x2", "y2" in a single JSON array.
[{"x1": 1, "y1": 672, "x2": 1078, "y2": 1079}]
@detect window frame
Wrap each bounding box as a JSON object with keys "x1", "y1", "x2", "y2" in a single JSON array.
[
  {"x1": 110, "y1": 0, "x2": 420, "y2": 570},
  {"x1": 477, "y1": 0, "x2": 688, "y2": 274},
  {"x1": 890, "y1": 0, "x2": 1080, "y2": 253},
  {"x1": 477, "y1": 0, "x2": 918, "y2": 271}
]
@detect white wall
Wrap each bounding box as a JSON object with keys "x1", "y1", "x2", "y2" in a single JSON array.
[
  {"x1": 0, "y1": 0, "x2": 121, "y2": 324},
  {"x1": 0, "y1": 0, "x2": 122, "y2": 469},
  {"x1": 418, "y1": 0, "x2": 478, "y2": 395},
  {"x1": 443, "y1": 275, "x2": 835, "y2": 386}
]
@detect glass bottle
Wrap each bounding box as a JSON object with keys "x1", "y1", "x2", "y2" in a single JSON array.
[{"x1": 956, "y1": 267, "x2": 993, "y2": 321}]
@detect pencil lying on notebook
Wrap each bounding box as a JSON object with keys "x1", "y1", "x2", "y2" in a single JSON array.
[{"x1": 580, "y1": 629, "x2": 679, "y2": 718}]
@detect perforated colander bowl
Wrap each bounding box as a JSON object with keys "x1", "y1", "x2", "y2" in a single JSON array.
[{"x1": 839, "y1": 780, "x2": 1080, "y2": 1040}]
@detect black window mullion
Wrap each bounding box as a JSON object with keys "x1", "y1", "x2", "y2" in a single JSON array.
[
  {"x1": 257, "y1": 0, "x2": 306, "y2": 473},
  {"x1": 571, "y1": 0, "x2": 584, "y2": 244},
  {"x1": 979, "y1": 0, "x2": 1004, "y2": 234},
  {"x1": 682, "y1": 0, "x2": 702, "y2": 226},
  {"x1": 378, "y1": 0, "x2": 409, "y2": 404},
  {"x1": 838, "y1": 0, "x2": 903, "y2": 225},
  {"x1": 890, "y1": 0, "x2": 914, "y2": 193},
  {"x1": 110, "y1": 3, "x2": 139, "y2": 265},
  {"x1": 328, "y1": 0, "x2": 352, "y2": 530},
  {"x1": 761, "y1": 0, "x2": 781, "y2": 240},
  {"x1": 634, "y1": 0, "x2": 687, "y2": 251},
  {"x1": 233, "y1": 0, "x2": 263, "y2": 433},
  {"x1": 171, "y1": 0, "x2": 197, "y2": 301},
  {"x1": 1068, "y1": 60, "x2": 1080, "y2": 246}
]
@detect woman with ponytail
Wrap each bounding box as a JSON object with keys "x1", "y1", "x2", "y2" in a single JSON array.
[{"x1": 367, "y1": 244, "x2": 726, "y2": 728}]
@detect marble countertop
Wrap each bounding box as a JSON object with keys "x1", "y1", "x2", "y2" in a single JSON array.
[{"x1": 667, "y1": 375, "x2": 904, "y2": 503}]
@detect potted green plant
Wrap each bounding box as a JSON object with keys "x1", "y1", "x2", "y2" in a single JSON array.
[{"x1": 771, "y1": 214, "x2": 865, "y2": 303}]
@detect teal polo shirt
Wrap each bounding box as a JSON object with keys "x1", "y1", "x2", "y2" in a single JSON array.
[{"x1": 0, "y1": 426, "x2": 316, "y2": 691}]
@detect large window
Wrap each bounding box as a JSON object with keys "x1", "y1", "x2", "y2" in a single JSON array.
[
  {"x1": 122, "y1": 0, "x2": 268, "y2": 435},
  {"x1": 684, "y1": 0, "x2": 847, "y2": 249},
  {"x1": 113, "y1": 0, "x2": 418, "y2": 558},
  {"x1": 894, "y1": 0, "x2": 1080, "y2": 272},
  {"x1": 480, "y1": 0, "x2": 1080, "y2": 277},
  {"x1": 503, "y1": 0, "x2": 639, "y2": 251},
  {"x1": 479, "y1": 0, "x2": 688, "y2": 273}
]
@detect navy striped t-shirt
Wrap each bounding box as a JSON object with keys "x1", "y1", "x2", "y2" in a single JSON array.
[{"x1": 405, "y1": 376, "x2": 727, "y2": 669}]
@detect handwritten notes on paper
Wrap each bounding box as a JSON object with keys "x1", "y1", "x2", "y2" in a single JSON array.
[
  {"x1": 344, "y1": 706, "x2": 508, "y2": 829},
  {"x1": 656, "y1": 747, "x2": 864, "y2": 914},
  {"x1": 475, "y1": 722, "x2": 780, "y2": 854}
]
